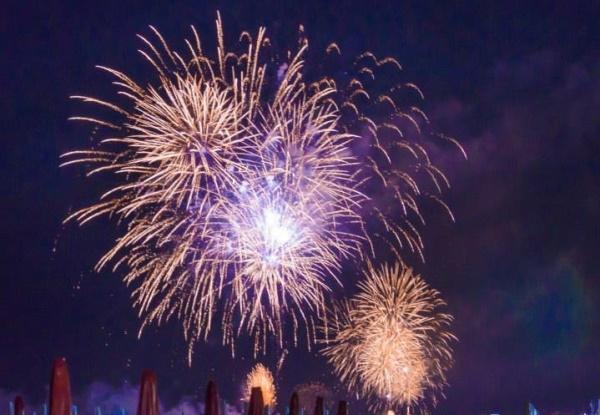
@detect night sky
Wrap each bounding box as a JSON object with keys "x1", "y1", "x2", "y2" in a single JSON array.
[{"x1": 2, "y1": 1, "x2": 600, "y2": 414}]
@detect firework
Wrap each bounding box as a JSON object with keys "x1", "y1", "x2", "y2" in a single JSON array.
[
  {"x1": 63, "y1": 13, "x2": 462, "y2": 358},
  {"x1": 244, "y1": 364, "x2": 277, "y2": 408},
  {"x1": 63, "y1": 14, "x2": 366, "y2": 358},
  {"x1": 322, "y1": 262, "x2": 455, "y2": 411},
  {"x1": 294, "y1": 382, "x2": 334, "y2": 412}
]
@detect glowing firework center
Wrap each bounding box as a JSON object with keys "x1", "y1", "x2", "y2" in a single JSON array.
[
  {"x1": 259, "y1": 207, "x2": 295, "y2": 266},
  {"x1": 225, "y1": 184, "x2": 308, "y2": 273},
  {"x1": 227, "y1": 198, "x2": 300, "y2": 269}
]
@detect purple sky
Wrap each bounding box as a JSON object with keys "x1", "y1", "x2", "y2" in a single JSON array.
[{"x1": 1, "y1": 1, "x2": 599, "y2": 414}]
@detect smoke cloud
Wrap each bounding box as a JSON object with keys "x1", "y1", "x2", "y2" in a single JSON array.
[{"x1": 0, "y1": 384, "x2": 244, "y2": 415}]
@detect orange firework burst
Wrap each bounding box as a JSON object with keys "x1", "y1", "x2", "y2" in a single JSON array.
[
  {"x1": 244, "y1": 363, "x2": 277, "y2": 408},
  {"x1": 322, "y1": 262, "x2": 455, "y2": 412}
]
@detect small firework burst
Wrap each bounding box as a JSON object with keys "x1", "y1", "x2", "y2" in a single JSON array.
[{"x1": 244, "y1": 363, "x2": 277, "y2": 408}]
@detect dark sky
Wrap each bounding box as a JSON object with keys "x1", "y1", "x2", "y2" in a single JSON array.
[{"x1": 1, "y1": 1, "x2": 600, "y2": 414}]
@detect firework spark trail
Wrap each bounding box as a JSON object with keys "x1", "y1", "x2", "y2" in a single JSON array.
[
  {"x1": 334, "y1": 51, "x2": 467, "y2": 261},
  {"x1": 322, "y1": 262, "x2": 455, "y2": 411},
  {"x1": 244, "y1": 363, "x2": 277, "y2": 408},
  {"x1": 63, "y1": 13, "x2": 463, "y2": 359}
]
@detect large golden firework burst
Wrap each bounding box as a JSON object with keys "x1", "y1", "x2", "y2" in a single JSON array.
[
  {"x1": 63, "y1": 13, "x2": 463, "y2": 359},
  {"x1": 322, "y1": 262, "x2": 456, "y2": 412}
]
